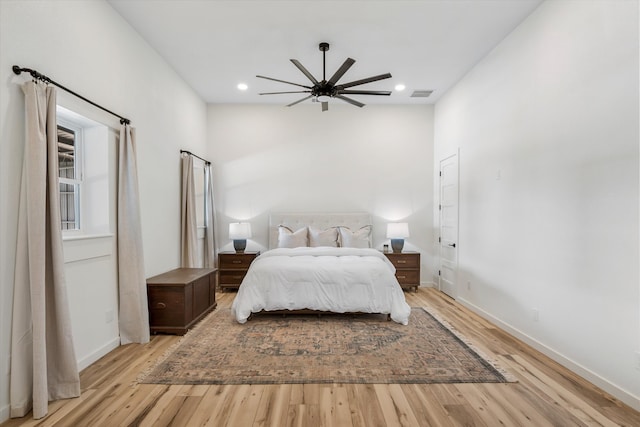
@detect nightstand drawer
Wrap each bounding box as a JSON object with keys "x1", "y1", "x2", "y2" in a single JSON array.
[
  {"x1": 395, "y1": 270, "x2": 419, "y2": 285},
  {"x1": 219, "y1": 270, "x2": 248, "y2": 285},
  {"x1": 385, "y1": 253, "x2": 420, "y2": 268},
  {"x1": 219, "y1": 254, "x2": 257, "y2": 269}
]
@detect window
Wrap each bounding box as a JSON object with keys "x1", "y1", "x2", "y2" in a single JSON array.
[
  {"x1": 57, "y1": 123, "x2": 82, "y2": 230},
  {"x1": 57, "y1": 106, "x2": 111, "y2": 236},
  {"x1": 194, "y1": 161, "x2": 207, "y2": 238}
]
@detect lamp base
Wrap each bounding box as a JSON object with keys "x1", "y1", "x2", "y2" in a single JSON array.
[
  {"x1": 233, "y1": 239, "x2": 247, "y2": 253},
  {"x1": 390, "y1": 238, "x2": 404, "y2": 253}
]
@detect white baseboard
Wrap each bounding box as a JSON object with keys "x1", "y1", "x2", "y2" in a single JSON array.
[
  {"x1": 0, "y1": 338, "x2": 120, "y2": 424},
  {"x1": 77, "y1": 337, "x2": 120, "y2": 372},
  {"x1": 0, "y1": 403, "x2": 9, "y2": 424},
  {"x1": 419, "y1": 281, "x2": 436, "y2": 288},
  {"x1": 457, "y1": 297, "x2": 640, "y2": 412}
]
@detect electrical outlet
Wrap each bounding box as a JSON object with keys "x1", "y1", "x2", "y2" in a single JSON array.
[
  {"x1": 105, "y1": 309, "x2": 114, "y2": 324},
  {"x1": 467, "y1": 281, "x2": 471, "y2": 291},
  {"x1": 532, "y1": 308, "x2": 539, "y2": 322}
]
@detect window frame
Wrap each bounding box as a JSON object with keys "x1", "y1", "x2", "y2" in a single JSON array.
[{"x1": 57, "y1": 118, "x2": 84, "y2": 233}]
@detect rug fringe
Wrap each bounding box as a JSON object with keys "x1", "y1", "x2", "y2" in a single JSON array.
[{"x1": 420, "y1": 306, "x2": 518, "y2": 383}]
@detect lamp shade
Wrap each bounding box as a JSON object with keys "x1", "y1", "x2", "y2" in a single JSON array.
[
  {"x1": 386, "y1": 222, "x2": 410, "y2": 239},
  {"x1": 229, "y1": 222, "x2": 252, "y2": 239}
]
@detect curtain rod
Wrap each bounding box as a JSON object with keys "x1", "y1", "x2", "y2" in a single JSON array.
[
  {"x1": 12, "y1": 65, "x2": 131, "y2": 125},
  {"x1": 180, "y1": 150, "x2": 211, "y2": 165}
]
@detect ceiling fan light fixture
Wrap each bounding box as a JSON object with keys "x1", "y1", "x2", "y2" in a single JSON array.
[
  {"x1": 395, "y1": 84, "x2": 406, "y2": 91},
  {"x1": 317, "y1": 95, "x2": 331, "y2": 102},
  {"x1": 237, "y1": 83, "x2": 248, "y2": 91}
]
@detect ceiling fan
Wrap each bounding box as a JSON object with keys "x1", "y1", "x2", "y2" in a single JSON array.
[{"x1": 257, "y1": 42, "x2": 392, "y2": 112}]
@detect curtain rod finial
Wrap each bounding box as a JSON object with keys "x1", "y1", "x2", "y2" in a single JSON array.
[{"x1": 12, "y1": 65, "x2": 22, "y2": 75}]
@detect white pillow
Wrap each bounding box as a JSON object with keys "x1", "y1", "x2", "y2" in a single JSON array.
[
  {"x1": 309, "y1": 227, "x2": 339, "y2": 247},
  {"x1": 278, "y1": 226, "x2": 308, "y2": 248},
  {"x1": 338, "y1": 225, "x2": 372, "y2": 248}
]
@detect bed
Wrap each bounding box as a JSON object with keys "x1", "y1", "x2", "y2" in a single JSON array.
[{"x1": 230, "y1": 213, "x2": 411, "y2": 325}]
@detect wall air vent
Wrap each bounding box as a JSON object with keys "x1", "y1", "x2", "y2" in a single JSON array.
[{"x1": 410, "y1": 90, "x2": 434, "y2": 98}]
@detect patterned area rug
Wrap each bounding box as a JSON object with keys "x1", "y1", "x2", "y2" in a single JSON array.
[{"x1": 138, "y1": 308, "x2": 515, "y2": 385}]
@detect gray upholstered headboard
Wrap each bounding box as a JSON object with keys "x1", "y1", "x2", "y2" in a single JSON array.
[{"x1": 268, "y1": 212, "x2": 372, "y2": 250}]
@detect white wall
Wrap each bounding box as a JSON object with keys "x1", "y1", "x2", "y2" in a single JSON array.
[
  {"x1": 434, "y1": 0, "x2": 639, "y2": 409},
  {"x1": 0, "y1": 0, "x2": 207, "y2": 421},
  {"x1": 208, "y1": 104, "x2": 435, "y2": 282}
]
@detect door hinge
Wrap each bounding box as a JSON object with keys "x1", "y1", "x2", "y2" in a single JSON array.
[
  {"x1": 438, "y1": 236, "x2": 441, "y2": 243},
  {"x1": 439, "y1": 204, "x2": 441, "y2": 211},
  {"x1": 439, "y1": 171, "x2": 442, "y2": 177},
  {"x1": 438, "y1": 270, "x2": 441, "y2": 276}
]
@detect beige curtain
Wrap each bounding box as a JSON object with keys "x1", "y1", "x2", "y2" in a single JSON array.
[
  {"x1": 117, "y1": 124, "x2": 150, "y2": 345},
  {"x1": 10, "y1": 82, "x2": 80, "y2": 419},
  {"x1": 181, "y1": 154, "x2": 198, "y2": 267},
  {"x1": 203, "y1": 163, "x2": 217, "y2": 268}
]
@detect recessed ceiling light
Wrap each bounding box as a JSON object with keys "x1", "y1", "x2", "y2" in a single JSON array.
[
  {"x1": 395, "y1": 84, "x2": 406, "y2": 91},
  {"x1": 237, "y1": 83, "x2": 248, "y2": 91}
]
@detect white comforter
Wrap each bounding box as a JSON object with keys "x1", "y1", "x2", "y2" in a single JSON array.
[{"x1": 231, "y1": 247, "x2": 411, "y2": 325}]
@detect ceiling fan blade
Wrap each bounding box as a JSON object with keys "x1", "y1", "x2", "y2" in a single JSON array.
[
  {"x1": 290, "y1": 59, "x2": 319, "y2": 84},
  {"x1": 286, "y1": 95, "x2": 313, "y2": 107},
  {"x1": 327, "y1": 58, "x2": 356, "y2": 86},
  {"x1": 334, "y1": 94, "x2": 365, "y2": 108},
  {"x1": 337, "y1": 89, "x2": 392, "y2": 96},
  {"x1": 259, "y1": 91, "x2": 312, "y2": 95},
  {"x1": 322, "y1": 102, "x2": 328, "y2": 112},
  {"x1": 339, "y1": 73, "x2": 392, "y2": 89},
  {"x1": 256, "y1": 75, "x2": 312, "y2": 89}
]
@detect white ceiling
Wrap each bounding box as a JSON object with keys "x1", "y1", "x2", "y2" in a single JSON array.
[{"x1": 107, "y1": 0, "x2": 543, "y2": 106}]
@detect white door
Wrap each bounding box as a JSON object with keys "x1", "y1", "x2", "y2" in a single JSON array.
[{"x1": 439, "y1": 153, "x2": 459, "y2": 298}]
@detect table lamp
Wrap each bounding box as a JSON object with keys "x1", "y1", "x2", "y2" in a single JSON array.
[
  {"x1": 229, "y1": 222, "x2": 252, "y2": 253},
  {"x1": 386, "y1": 222, "x2": 409, "y2": 253}
]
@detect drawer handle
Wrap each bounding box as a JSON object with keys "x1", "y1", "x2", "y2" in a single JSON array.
[
  {"x1": 397, "y1": 260, "x2": 407, "y2": 264},
  {"x1": 232, "y1": 260, "x2": 242, "y2": 264},
  {"x1": 155, "y1": 302, "x2": 166, "y2": 309},
  {"x1": 397, "y1": 275, "x2": 406, "y2": 279}
]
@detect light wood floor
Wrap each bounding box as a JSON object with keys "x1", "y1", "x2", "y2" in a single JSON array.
[{"x1": 3, "y1": 287, "x2": 639, "y2": 426}]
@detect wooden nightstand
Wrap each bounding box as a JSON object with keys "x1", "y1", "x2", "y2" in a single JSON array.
[
  {"x1": 218, "y1": 251, "x2": 260, "y2": 291},
  {"x1": 146, "y1": 268, "x2": 217, "y2": 335},
  {"x1": 383, "y1": 251, "x2": 421, "y2": 292}
]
